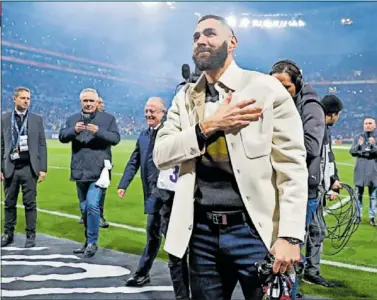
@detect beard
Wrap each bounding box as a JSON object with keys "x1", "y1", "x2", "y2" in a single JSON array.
[{"x1": 192, "y1": 41, "x2": 228, "y2": 72}]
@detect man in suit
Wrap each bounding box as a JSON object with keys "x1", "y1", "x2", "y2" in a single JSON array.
[
  {"x1": 1, "y1": 87, "x2": 47, "y2": 248},
  {"x1": 59, "y1": 88, "x2": 120, "y2": 258},
  {"x1": 117, "y1": 97, "x2": 166, "y2": 287},
  {"x1": 78, "y1": 96, "x2": 110, "y2": 228},
  {"x1": 153, "y1": 15, "x2": 308, "y2": 299},
  {"x1": 350, "y1": 116, "x2": 377, "y2": 226}
]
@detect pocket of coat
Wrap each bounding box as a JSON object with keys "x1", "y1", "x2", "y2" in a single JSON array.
[{"x1": 239, "y1": 108, "x2": 273, "y2": 159}]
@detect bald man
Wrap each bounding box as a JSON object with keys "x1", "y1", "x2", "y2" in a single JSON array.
[{"x1": 117, "y1": 97, "x2": 166, "y2": 287}]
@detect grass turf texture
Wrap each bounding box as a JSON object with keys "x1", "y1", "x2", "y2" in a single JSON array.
[{"x1": 2, "y1": 140, "x2": 376, "y2": 299}]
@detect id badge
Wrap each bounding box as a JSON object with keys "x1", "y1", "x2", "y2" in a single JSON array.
[
  {"x1": 10, "y1": 152, "x2": 20, "y2": 161},
  {"x1": 19, "y1": 135, "x2": 29, "y2": 152}
]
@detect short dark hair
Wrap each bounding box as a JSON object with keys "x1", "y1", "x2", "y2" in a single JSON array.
[
  {"x1": 197, "y1": 14, "x2": 235, "y2": 36},
  {"x1": 321, "y1": 95, "x2": 343, "y2": 115}
]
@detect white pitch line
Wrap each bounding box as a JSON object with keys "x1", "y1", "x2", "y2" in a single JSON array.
[
  {"x1": 8, "y1": 203, "x2": 146, "y2": 233},
  {"x1": 321, "y1": 260, "x2": 377, "y2": 273},
  {"x1": 323, "y1": 196, "x2": 351, "y2": 216},
  {"x1": 336, "y1": 162, "x2": 354, "y2": 167},
  {"x1": 1, "y1": 247, "x2": 49, "y2": 251}
]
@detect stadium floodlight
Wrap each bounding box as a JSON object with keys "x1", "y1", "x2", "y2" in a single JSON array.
[
  {"x1": 239, "y1": 17, "x2": 250, "y2": 28},
  {"x1": 225, "y1": 16, "x2": 237, "y2": 28}
]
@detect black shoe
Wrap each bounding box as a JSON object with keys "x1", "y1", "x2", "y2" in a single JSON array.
[
  {"x1": 78, "y1": 216, "x2": 84, "y2": 224},
  {"x1": 100, "y1": 217, "x2": 110, "y2": 228},
  {"x1": 25, "y1": 235, "x2": 36, "y2": 248},
  {"x1": 369, "y1": 218, "x2": 377, "y2": 226},
  {"x1": 303, "y1": 274, "x2": 335, "y2": 288},
  {"x1": 84, "y1": 244, "x2": 98, "y2": 258},
  {"x1": 73, "y1": 243, "x2": 87, "y2": 254},
  {"x1": 125, "y1": 274, "x2": 151, "y2": 287},
  {"x1": 1, "y1": 234, "x2": 14, "y2": 247}
]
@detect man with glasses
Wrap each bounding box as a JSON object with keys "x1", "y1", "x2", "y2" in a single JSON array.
[{"x1": 118, "y1": 97, "x2": 166, "y2": 287}]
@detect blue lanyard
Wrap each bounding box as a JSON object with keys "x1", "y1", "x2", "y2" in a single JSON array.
[{"x1": 11, "y1": 113, "x2": 28, "y2": 149}]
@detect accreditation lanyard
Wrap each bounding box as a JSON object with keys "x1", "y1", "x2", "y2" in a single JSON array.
[{"x1": 11, "y1": 113, "x2": 29, "y2": 150}]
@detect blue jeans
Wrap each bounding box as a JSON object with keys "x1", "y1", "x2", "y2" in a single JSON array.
[
  {"x1": 189, "y1": 215, "x2": 268, "y2": 300},
  {"x1": 76, "y1": 182, "x2": 103, "y2": 245},
  {"x1": 291, "y1": 198, "x2": 319, "y2": 300}
]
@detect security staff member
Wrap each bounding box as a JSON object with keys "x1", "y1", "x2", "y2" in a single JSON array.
[
  {"x1": 350, "y1": 116, "x2": 377, "y2": 226},
  {"x1": 1, "y1": 87, "x2": 47, "y2": 248}
]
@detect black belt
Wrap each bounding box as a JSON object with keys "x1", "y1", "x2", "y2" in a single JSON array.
[{"x1": 195, "y1": 210, "x2": 247, "y2": 226}]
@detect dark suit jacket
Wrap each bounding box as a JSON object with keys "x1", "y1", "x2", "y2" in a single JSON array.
[
  {"x1": 118, "y1": 127, "x2": 161, "y2": 214},
  {"x1": 1, "y1": 111, "x2": 47, "y2": 179},
  {"x1": 59, "y1": 111, "x2": 120, "y2": 182}
]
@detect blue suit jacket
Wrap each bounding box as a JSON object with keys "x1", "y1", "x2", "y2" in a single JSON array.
[{"x1": 118, "y1": 127, "x2": 161, "y2": 214}]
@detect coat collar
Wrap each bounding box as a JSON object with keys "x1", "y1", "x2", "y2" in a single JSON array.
[
  {"x1": 188, "y1": 60, "x2": 244, "y2": 122},
  {"x1": 191, "y1": 60, "x2": 244, "y2": 97}
]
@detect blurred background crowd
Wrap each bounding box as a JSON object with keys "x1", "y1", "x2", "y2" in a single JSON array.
[{"x1": 2, "y1": 2, "x2": 377, "y2": 139}]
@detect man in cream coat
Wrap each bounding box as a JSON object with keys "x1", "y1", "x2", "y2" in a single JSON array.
[{"x1": 154, "y1": 15, "x2": 308, "y2": 299}]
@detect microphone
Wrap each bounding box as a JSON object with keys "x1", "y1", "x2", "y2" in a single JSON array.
[
  {"x1": 192, "y1": 66, "x2": 203, "y2": 84},
  {"x1": 181, "y1": 64, "x2": 191, "y2": 82}
]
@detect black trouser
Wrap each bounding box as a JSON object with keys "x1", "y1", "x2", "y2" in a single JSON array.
[
  {"x1": 135, "y1": 212, "x2": 162, "y2": 276},
  {"x1": 3, "y1": 165, "x2": 38, "y2": 237},
  {"x1": 168, "y1": 252, "x2": 190, "y2": 300},
  {"x1": 161, "y1": 203, "x2": 190, "y2": 300}
]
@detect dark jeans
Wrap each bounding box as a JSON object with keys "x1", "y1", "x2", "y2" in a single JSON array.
[
  {"x1": 3, "y1": 165, "x2": 37, "y2": 237},
  {"x1": 168, "y1": 252, "x2": 190, "y2": 300},
  {"x1": 76, "y1": 182, "x2": 103, "y2": 245},
  {"x1": 189, "y1": 216, "x2": 268, "y2": 300},
  {"x1": 135, "y1": 212, "x2": 162, "y2": 276}
]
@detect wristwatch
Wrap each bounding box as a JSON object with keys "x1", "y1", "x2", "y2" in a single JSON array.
[{"x1": 281, "y1": 237, "x2": 301, "y2": 245}]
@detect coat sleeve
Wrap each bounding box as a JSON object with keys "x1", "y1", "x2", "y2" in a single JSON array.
[
  {"x1": 269, "y1": 83, "x2": 308, "y2": 242},
  {"x1": 94, "y1": 116, "x2": 120, "y2": 146},
  {"x1": 118, "y1": 138, "x2": 141, "y2": 189},
  {"x1": 349, "y1": 135, "x2": 362, "y2": 157},
  {"x1": 59, "y1": 118, "x2": 77, "y2": 143},
  {"x1": 301, "y1": 102, "x2": 326, "y2": 160},
  {"x1": 153, "y1": 88, "x2": 204, "y2": 170},
  {"x1": 38, "y1": 116, "x2": 48, "y2": 173}
]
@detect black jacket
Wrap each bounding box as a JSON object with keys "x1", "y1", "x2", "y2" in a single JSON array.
[
  {"x1": 349, "y1": 131, "x2": 377, "y2": 187},
  {"x1": 1, "y1": 111, "x2": 47, "y2": 178},
  {"x1": 59, "y1": 111, "x2": 120, "y2": 182},
  {"x1": 118, "y1": 127, "x2": 162, "y2": 214},
  {"x1": 294, "y1": 84, "x2": 326, "y2": 199}
]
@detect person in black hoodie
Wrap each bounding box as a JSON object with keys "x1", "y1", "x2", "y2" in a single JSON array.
[
  {"x1": 303, "y1": 95, "x2": 344, "y2": 288},
  {"x1": 270, "y1": 60, "x2": 326, "y2": 299}
]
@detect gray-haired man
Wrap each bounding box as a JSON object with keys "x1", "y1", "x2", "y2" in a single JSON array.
[{"x1": 59, "y1": 88, "x2": 120, "y2": 258}]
